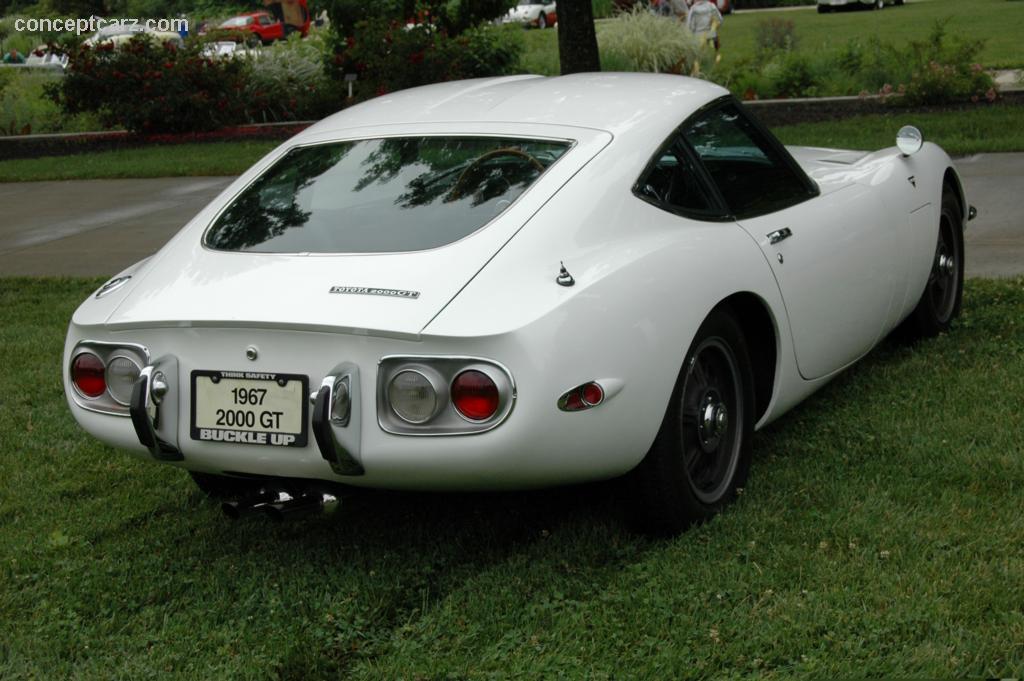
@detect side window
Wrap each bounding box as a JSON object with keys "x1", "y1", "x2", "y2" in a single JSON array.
[
  {"x1": 636, "y1": 142, "x2": 717, "y2": 216},
  {"x1": 683, "y1": 102, "x2": 813, "y2": 218}
]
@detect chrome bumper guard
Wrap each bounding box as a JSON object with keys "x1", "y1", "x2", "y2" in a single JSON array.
[
  {"x1": 129, "y1": 359, "x2": 183, "y2": 461},
  {"x1": 311, "y1": 362, "x2": 364, "y2": 476}
]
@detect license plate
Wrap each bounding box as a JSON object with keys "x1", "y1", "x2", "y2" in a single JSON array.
[{"x1": 190, "y1": 370, "x2": 308, "y2": 448}]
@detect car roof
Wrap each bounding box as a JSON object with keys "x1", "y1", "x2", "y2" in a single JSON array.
[{"x1": 308, "y1": 73, "x2": 729, "y2": 138}]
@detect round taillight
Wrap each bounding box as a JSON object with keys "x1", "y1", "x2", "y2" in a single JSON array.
[
  {"x1": 451, "y1": 370, "x2": 499, "y2": 421},
  {"x1": 388, "y1": 370, "x2": 438, "y2": 424},
  {"x1": 71, "y1": 352, "x2": 106, "y2": 398},
  {"x1": 581, "y1": 382, "x2": 604, "y2": 406},
  {"x1": 106, "y1": 355, "x2": 141, "y2": 405}
]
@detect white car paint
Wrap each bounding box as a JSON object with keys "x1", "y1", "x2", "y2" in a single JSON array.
[{"x1": 64, "y1": 73, "x2": 966, "y2": 491}]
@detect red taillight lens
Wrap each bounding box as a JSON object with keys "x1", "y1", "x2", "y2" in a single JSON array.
[
  {"x1": 71, "y1": 352, "x2": 106, "y2": 398},
  {"x1": 451, "y1": 370, "x2": 500, "y2": 421},
  {"x1": 581, "y1": 382, "x2": 604, "y2": 406}
]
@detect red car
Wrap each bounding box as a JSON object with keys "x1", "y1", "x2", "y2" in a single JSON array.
[
  {"x1": 216, "y1": 3, "x2": 310, "y2": 45},
  {"x1": 217, "y1": 12, "x2": 284, "y2": 44}
]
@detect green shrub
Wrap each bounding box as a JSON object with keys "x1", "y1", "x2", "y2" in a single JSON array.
[
  {"x1": 243, "y1": 32, "x2": 341, "y2": 121},
  {"x1": 899, "y1": 21, "x2": 995, "y2": 105},
  {"x1": 599, "y1": 6, "x2": 713, "y2": 75},
  {"x1": 328, "y1": 18, "x2": 522, "y2": 100},
  {"x1": 325, "y1": 0, "x2": 514, "y2": 36},
  {"x1": 51, "y1": 35, "x2": 251, "y2": 133},
  {"x1": 1, "y1": 69, "x2": 101, "y2": 135}
]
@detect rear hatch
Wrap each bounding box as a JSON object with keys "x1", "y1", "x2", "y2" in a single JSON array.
[{"x1": 105, "y1": 124, "x2": 612, "y2": 338}]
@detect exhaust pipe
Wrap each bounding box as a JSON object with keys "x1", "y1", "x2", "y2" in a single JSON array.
[
  {"x1": 263, "y1": 492, "x2": 339, "y2": 522},
  {"x1": 221, "y1": 489, "x2": 281, "y2": 520}
]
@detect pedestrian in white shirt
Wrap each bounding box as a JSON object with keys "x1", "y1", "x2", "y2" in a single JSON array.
[{"x1": 687, "y1": 0, "x2": 723, "y2": 51}]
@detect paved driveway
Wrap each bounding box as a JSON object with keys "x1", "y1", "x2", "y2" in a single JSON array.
[{"x1": 0, "y1": 154, "x2": 1021, "y2": 278}]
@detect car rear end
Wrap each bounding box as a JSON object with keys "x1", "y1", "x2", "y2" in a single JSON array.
[{"x1": 63, "y1": 123, "x2": 654, "y2": 491}]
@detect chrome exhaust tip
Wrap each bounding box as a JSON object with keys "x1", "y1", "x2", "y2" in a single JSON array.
[
  {"x1": 221, "y1": 489, "x2": 280, "y2": 520},
  {"x1": 262, "y1": 492, "x2": 339, "y2": 522}
]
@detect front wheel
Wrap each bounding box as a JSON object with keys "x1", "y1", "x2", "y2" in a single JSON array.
[
  {"x1": 627, "y1": 308, "x2": 754, "y2": 534},
  {"x1": 537, "y1": 14, "x2": 547, "y2": 29},
  {"x1": 873, "y1": 0, "x2": 884, "y2": 8},
  {"x1": 901, "y1": 190, "x2": 964, "y2": 339}
]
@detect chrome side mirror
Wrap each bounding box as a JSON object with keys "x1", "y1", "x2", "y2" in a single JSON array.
[{"x1": 897, "y1": 125, "x2": 924, "y2": 156}]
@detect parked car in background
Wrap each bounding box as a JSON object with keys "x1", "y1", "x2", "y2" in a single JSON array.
[
  {"x1": 63, "y1": 73, "x2": 971, "y2": 533},
  {"x1": 502, "y1": 1, "x2": 557, "y2": 28},
  {"x1": 818, "y1": 0, "x2": 903, "y2": 12},
  {"x1": 215, "y1": 12, "x2": 285, "y2": 45},
  {"x1": 83, "y1": 24, "x2": 184, "y2": 48}
]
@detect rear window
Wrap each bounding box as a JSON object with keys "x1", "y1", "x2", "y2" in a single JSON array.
[{"x1": 204, "y1": 136, "x2": 571, "y2": 254}]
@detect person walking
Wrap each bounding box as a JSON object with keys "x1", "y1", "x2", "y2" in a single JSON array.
[{"x1": 686, "y1": 0, "x2": 723, "y2": 51}]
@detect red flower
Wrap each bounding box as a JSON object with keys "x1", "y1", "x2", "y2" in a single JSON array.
[{"x1": 163, "y1": 61, "x2": 173, "y2": 69}]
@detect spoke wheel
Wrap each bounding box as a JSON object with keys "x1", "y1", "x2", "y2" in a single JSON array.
[
  {"x1": 627, "y1": 308, "x2": 755, "y2": 534},
  {"x1": 679, "y1": 339, "x2": 743, "y2": 504}
]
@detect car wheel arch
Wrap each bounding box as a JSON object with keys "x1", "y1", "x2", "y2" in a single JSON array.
[
  {"x1": 943, "y1": 167, "x2": 967, "y2": 226},
  {"x1": 691, "y1": 292, "x2": 779, "y2": 426}
]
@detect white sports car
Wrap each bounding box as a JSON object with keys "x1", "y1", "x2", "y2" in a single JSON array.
[
  {"x1": 64, "y1": 74, "x2": 971, "y2": 531},
  {"x1": 501, "y1": 1, "x2": 557, "y2": 29}
]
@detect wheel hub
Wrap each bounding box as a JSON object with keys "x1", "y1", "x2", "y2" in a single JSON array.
[
  {"x1": 698, "y1": 391, "x2": 728, "y2": 453},
  {"x1": 938, "y1": 253, "x2": 955, "y2": 278}
]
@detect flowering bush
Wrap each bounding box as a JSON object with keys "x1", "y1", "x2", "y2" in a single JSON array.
[
  {"x1": 327, "y1": 17, "x2": 521, "y2": 100},
  {"x1": 51, "y1": 35, "x2": 251, "y2": 133},
  {"x1": 899, "y1": 22, "x2": 995, "y2": 105}
]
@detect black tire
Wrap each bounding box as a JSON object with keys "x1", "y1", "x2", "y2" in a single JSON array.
[
  {"x1": 537, "y1": 14, "x2": 547, "y2": 29},
  {"x1": 628, "y1": 307, "x2": 755, "y2": 534},
  {"x1": 190, "y1": 471, "x2": 258, "y2": 500},
  {"x1": 901, "y1": 190, "x2": 965, "y2": 339},
  {"x1": 874, "y1": 0, "x2": 884, "y2": 9},
  {"x1": 817, "y1": 5, "x2": 830, "y2": 13}
]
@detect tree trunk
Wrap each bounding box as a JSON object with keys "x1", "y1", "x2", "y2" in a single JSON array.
[{"x1": 556, "y1": 0, "x2": 600, "y2": 75}]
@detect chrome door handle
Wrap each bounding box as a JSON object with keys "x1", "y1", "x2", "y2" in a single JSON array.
[{"x1": 767, "y1": 228, "x2": 792, "y2": 244}]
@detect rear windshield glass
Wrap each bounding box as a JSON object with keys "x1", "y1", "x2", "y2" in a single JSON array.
[{"x1": 204, "y1": 136, "x2": 571, "y2": 254}]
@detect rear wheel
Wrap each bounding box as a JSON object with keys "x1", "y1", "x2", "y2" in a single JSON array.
[
  {"x1": 874, "y1": 0, "x2": 884, "y2": 8},
  {"x1": 628, "y1": 308, "x2": 754, "y2": 534},
  {"x1": 817, "y1": 4, "x2": 830, "y2": 13},
  {"x1": 537, "y1": 13, "x2": 547, "y2": 29},
  {"x1": 902, "y1": 190, "x2": 964, "y2": 339}
]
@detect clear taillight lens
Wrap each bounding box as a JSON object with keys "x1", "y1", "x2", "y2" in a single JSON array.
[
  {"x1": 105, "y1": 355, "x2": 141, "y2": 405},
  {"x1": 71, "y1": 353, "x2": 106, "y2": 398},
  {"x1": 451, "y1": 370, "x2": 499, "y2": 421},
  {"x1": 387, "y1": 370, "x2": 438, "y2": 424}
]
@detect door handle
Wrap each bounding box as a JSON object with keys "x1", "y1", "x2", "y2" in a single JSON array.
[{"x1": 767, "y1": 228, "x2": 792, "y2": 245}]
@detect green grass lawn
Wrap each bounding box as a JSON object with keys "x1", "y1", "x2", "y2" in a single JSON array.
[
  {"x1": 1, "y1": 278, "x2": 1023, "y2": 677},
  {"x1": 0, "y1": 104, "x2": 1019, "y2": 181},
  {"x1": 0, "y1": 141, "x2": 280, "y2": 182},
  {"x1": 770, "y1": 103, "x2": 1024, "y2": 156},
  {"x1": 518, "y1": 0, "x2": 1024, "y2": 74}
]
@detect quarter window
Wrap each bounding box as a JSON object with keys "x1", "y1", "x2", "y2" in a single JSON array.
[{"x1": 635, "y1": 142, "x2": 720, "y2": 218}]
